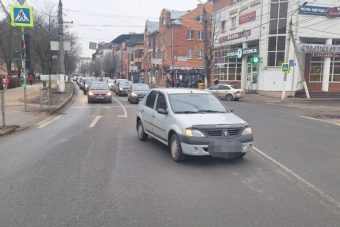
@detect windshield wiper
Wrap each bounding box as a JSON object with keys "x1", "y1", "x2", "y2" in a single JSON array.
[
  {"x1": 198, "y1": 110, "x2": 226, "y2": 113},
  {"x1": 174, "y1": 110, "x2": 199, "y2": 114}
]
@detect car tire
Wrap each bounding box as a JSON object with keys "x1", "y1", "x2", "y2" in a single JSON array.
[
  {"x1": 226, "y1": 94, "x2": 234, "y2": 101},
  {"x1": 88, "y1": 99, "x2": 91, "y2": 104},
  {"x1": 170, "y1": 134, "x2": 185, "y2": 162},
  {"x1": 137, "y1": 121, "x2": 148, "y2": 141},
  {"x1": 128, "y1": 99, "x2": 131, "y2": 104}
]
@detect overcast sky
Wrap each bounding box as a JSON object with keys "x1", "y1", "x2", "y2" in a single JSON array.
[{"x1": 2, "y1": 0, "x2": 202, "y2": 57}]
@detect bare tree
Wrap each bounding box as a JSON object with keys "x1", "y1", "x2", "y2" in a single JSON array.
[{"x1": 101, "y1": 53, "x2": 116, "y2": 77}]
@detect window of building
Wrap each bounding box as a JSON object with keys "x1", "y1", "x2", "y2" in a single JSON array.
[
  {"x1": 231, "y1": 16, "x2": 237, "y2": 30},
  {"x1": 196, "y1": 49, "x2": 204, "y2": 59},
  {"x1": 187, "y1": 30, "x2": 194, "y2": 40},
  {"x1": 214, "y1": 48, "x2": 241, "y2": 81},
  {"x1": 187, "y1": 49, "x2": 193, "y2": 59},
  {"x1": 134, "y1": 49, "x2": 144, "y2": 59},
  {"x1": 267, "y1": 0, "x2": 288, "y2": 67},
  {"x1": 196, "y1": 15, "x2": 203, "y2": 22},
  {"x1": 221, "y1": 20, "x2": 226, "y2": 33},
  {"x1": 331, "y1": 57, "x2": 340, "y2": 82},
  {"x1": 198, "y1": 31, "x2": 204, "y2": 40},
  {"x1": 309, "y1": 57, "x2": 323, "y2": 82}
]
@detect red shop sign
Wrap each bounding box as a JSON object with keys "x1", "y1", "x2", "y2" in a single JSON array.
[
  {"x1": 239, "y1": 11, "x2": 256, "y2": 24},
  {"x1": 326, "y1": 7, "x2": 340, "y2": 18}
]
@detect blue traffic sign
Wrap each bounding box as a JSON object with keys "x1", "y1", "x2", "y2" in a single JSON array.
[
  {"x1": 289, "y1": 59, "x2": 296, "y2": 67},
  {"x1": 10, "y1": 5, "x2": 34, "y2": 27}
]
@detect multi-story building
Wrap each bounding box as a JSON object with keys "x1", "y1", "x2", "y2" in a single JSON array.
[
  {"x1": 112, "y1": 33, "x2": 144, "y2": 80},
  {"x1": 213, "y1": 0, "x2": 340, "y2": 97},
  {"x1": 142, "y1": 20, "x2": 160, "y2": 85},
  {"x1": 147, "y1": 2, "x2": 213, "y2": 87}
]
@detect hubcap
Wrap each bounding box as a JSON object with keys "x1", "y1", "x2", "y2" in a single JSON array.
[
  {"x1": 171, "y1": 138, "x2": 178, "y2": 158},
  {"x1": 138, "y1": 123, "x2": 143, "y2": 138}
]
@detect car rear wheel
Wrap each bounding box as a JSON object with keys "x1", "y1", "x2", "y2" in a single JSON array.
[
  {"x1": 137, "y1": 121, "x2": 148, "y2": 141},
  {"x1": 226, "y1": 94, "x2": 234, "y2": 101},
  {"x1": 170, "y1": 134, "x2": 185, "y2": 162}
]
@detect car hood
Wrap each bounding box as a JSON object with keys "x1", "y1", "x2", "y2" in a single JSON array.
[{"x1": 174, "y1": 112, "x2": 248, "y2": 128}]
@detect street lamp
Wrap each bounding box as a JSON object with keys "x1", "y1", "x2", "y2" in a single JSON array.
[{"x1": 282, "y1": 2, "x2": 308, "y2": 100}]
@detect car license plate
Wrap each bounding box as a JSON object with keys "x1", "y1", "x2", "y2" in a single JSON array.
[{"x1": 96, "y1": 96, "x2": 104, "y2": 99}]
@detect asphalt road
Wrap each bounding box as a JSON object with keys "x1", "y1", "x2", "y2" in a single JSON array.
[{"x1": 0, "y1": 87, "x2": 340, "y2": 226}]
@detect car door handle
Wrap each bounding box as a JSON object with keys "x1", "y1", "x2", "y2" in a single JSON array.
[{"x1": 152, "y1": 115, "x2": 155, "y2": 118}]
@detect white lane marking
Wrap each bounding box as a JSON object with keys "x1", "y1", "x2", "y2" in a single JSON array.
[
  {"x1": 89, "y1": 116, "x2": 103, "y2": 128},
  {"x1": 300, "y1": 116, "x2": 340, "y2": 126},
  {"x1": 253, "y1": 146, "x2": 340, "y2": 210},
  {"x1": 112, "y1": 96, "x2": 128, "y2": 118},
  {"x1": 37, "y1": 115, "x2": 62, "y2": 129}
]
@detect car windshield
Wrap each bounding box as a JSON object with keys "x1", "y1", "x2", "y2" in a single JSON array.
[
  {"x1": 119, "y1": 81, "x2": 131, "y2": 86},
  {"x1": 169, "y1": 93, "x2": 228, "y2": 114},
  {"x1": 90, "y1": 83, "x2": 109, "y2": 90},
  {"x1": 132, "y1": 84, "x2": 150, "y2": 91}
]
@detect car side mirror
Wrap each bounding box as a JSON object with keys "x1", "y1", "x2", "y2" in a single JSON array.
[{"x1": 157, "y1": 108, "x2": 168, "y2": 115}]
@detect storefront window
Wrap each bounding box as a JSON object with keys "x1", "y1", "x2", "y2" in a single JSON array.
[
  {"x1": 309, "y1": 57, "x2": 323, "y2": 82},
  {"x1": 331, "y1": 57, "x2": 340, "y2": 82}
]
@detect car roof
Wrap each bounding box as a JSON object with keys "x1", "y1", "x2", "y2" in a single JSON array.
[{"x1": 152, "y1": 88, "x2": 210, "y2": 95}]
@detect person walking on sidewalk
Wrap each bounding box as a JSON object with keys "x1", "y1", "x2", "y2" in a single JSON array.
[{"x1": 28, "y1": 74, "x2": 34, "y2": 85}]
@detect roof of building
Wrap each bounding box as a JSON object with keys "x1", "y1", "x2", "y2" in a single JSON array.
[
  {"x1": 111, "y1": 33, "x2": 144, "y2": 46},
  {"x1": 146, "y1": 20, "x2": 159, "y2": 33},
  {"x1": 169, "y1": 10, "x2": 187, "y2": 25}
]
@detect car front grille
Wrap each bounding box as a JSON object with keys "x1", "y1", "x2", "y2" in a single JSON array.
[{"x1": 201, "y1": 127, "x2": 244, "y2": 137}]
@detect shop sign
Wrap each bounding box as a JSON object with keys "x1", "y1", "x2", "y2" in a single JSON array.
[
  {"x1": 219, "y1": 30, "x2": 251, "y2": 43},
  {"x1": 299, "y1": 5, "x2": 329, "y2": 16},
  {"x1": 239, "y1": 11, "x2": 256, "y2": 24},
  {"x1": 299, "y1": 44, "x2": 340, "y2": 57},
  {"x1": 326, "y1": 7, "x2": 340, "y2": 18},
  {"x1": 226, "y1": 47, "x2": 259, "y2": 59}
]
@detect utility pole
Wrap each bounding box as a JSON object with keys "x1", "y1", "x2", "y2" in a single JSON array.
[
  {"x1": 58, "y1": 0, "x2": 65, "y2": 75},
  {"x1": 282, "y1": 2, "x2": 309, "y2": 100},
  {"x1": 203, "y1": 6, "x2": 210, "y2": 88}
]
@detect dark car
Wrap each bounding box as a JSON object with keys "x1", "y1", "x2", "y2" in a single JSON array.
[
  {"x1": 116, "y1": 80, "x2": 132, "y2": 96},
  {"x1": 87, "y1": 82, "x2": 112, "y2": 103},
  {"x1": 128, "y1": 83, "x2": 150, "y2": 104}
]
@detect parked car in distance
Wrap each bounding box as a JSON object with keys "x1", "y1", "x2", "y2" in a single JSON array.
[
  {"x1": 116, "y1": 80, "x2": 132, "y2": 96},
  {"x1": 87, "y1": 82, "x2": 112, "y2": 103},
  {"x1": 128, "y1": 83, "x2": 150, "y2": 104},
  {"x1": 207, "y1": 84, "x2": 245, "y2": 101},
  {"x1": 136, "y1": 88, "x2": 253, "y2": 162}
]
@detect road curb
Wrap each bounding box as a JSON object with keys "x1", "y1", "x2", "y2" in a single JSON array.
[
  {"x1": 49, "y1": 83, "x2": 75, "y2": 114},
  {"x1": 0, "y1": 125, "x2": 20, "y2": 137}
]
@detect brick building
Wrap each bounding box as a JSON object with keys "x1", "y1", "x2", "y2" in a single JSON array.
[
  {"x1": 112, "y1": 33, "x2": 144, "y2": 79},
  {"x1": 143, "y1": 2, "x2": 213, "y2": 87}
]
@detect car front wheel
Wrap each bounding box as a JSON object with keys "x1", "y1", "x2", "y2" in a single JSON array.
[
  {"x1": 137, "y1": 121, "x2": 148, "y2": 141},
  {"x1": 170, "y1": 134, "x2": 185, "y2": 162}
]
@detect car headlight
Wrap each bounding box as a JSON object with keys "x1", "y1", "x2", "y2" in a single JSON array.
[
  {"x1": 88, "y1": 91, "x2": 94, "y2": 96},
  {"x1": 119, "y1": 87, "x2": 123, "y2": 90},
  {"x1": 106, "y1": 92, "x2": 112, "y2": 96},
  {"x1": 131, "y1": 93, "x2": 138, "y2": 97},
  {"x1": 184, "y1": 128, "x2": 205, "y2": 137},
  {"x1": 242, "y1": 127, "x2": 252, "y2": 135}
]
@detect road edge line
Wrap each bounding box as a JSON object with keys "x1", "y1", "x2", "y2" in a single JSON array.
[
  {"x1": 37, "y1": 115, "x2": 62, "y2": 129},
  {"x1": 300, "y1": 116, "x2": 340, "y2": 126},
  {"x1": 253, "y1": 146, "x2": 340, "y2": 210}
]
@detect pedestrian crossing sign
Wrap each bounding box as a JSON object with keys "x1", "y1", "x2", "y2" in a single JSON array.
[
  {"x1": 10, "y1": 5, "x2": 34, "y2": 28},
  {"x1": 281, "y1": 62, "x2": 290, "y2": 73}
]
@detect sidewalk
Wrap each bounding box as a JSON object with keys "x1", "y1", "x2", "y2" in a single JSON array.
[{"x1": 0, "y1": 83, "x2": 49, "y2": 135}]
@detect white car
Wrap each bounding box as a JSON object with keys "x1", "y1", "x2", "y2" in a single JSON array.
[
  {"x1": 207, "y1": 84, "x2": 245, "y2": 101},
  {"x1": 136, "y1": 88, "x2": 253, "y2": 162}
]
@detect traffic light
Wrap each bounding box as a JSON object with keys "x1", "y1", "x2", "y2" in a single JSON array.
[{"x1": 250, "y1": 55, "x2": 259, "y2": 65}]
